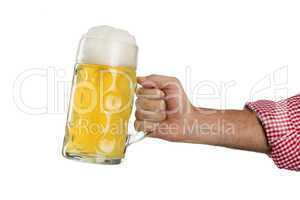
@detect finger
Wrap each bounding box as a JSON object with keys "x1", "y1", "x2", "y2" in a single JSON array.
[
  {"x1": 135, "y1": 110, "x2": 166, "y2": 122},
  {"x1": 137, "y1": 75, "x2": 179, "y2": 89},
  {"x1": 136, "y1": 98, "x2": 166, "y2": 112},
  {"x1": 136, "y1": 88, "x2": 165, "y2": 99},
  {"x1": 134, "y1": 120, "x2": 159, "y2": 133}
]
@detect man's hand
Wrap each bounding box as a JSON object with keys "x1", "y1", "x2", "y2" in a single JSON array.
[
  {"x1": 134, "y1": 74, "x2": 269, "y2": 153},
  {"x1": 134, "y1": 74, "x2": 194, "y2": 141}
]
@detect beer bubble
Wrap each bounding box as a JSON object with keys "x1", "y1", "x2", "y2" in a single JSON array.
[
  {"x1": 104, "y1": 92, "x2": 122, "y2": 111},
  {"x1": 99, "y1": 138, "x2": 116, "y2": 153}
]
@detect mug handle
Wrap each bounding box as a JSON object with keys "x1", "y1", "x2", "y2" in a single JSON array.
[
  {"x1": 126, "y1": 131, "x2": 147, "y2": 147},
  {"x1": 125, "y1": 85, "x2": 148, "y2": 147}
]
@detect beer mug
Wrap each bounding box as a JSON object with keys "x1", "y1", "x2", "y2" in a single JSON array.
[{"x1": 62, "y1": 26, "x2": 146, "y2": 164}]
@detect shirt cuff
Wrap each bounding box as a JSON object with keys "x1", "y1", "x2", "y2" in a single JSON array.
[{"x1": 245, "y1": 95, "x2": 300, "y2": 171}]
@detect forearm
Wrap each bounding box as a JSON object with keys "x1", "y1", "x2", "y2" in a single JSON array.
[
  {"x1": 137, "y1": 74, "x2": 300, "y2": 170},
  {"x1": 179, "y1": 108, "x2": 270, "y2": 153}
]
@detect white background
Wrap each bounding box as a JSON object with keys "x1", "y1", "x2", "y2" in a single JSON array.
[{"x1": 1, "y1": 0, "x2": 300, "y2": 199}]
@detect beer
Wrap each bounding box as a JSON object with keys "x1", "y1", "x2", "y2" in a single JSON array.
[
  {"x1": 62, "y1": 26, "x2": 142, "y2": 164},
  {"x1": 64, "y1": 64, "x2": 136, "y2": 158}
]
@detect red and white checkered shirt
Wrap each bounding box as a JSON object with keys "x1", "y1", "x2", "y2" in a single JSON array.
[{"x1": 246, "y1": 94, "x2": 300, "y2": 171}]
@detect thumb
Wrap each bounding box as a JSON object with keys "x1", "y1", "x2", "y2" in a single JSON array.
[
  {"x1": 137, "y1": 76, "x2": 158, "y2": 89},
  {"x1": 137, "y1": 75, "x2": 178, "y2": 89}
]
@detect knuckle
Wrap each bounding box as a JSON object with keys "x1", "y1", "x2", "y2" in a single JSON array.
[
  {"x1": 135, "y1": 97, "x2": 140, "y2": 105},
  {"x1": 148, "y1": 74, "x2": 159, "y2": 78},
  {"x1": 136, "y1": 89, "x2": 151, "y2": 98},
  {"x1": 135, "y1": 99, "x2": 142, "y2": 110},
  {"x1": 136, "y1": 98, "x2": 149, "y2": 111},
  {"x1": 135, "y1": 110, "x2": 148, "y2": 120},
  {"x1": 139, "y1": 98, "x2": 159, "y2": 111},
  {"x1": 135, "y1": 111, "x2": 141, "y2": 119}
]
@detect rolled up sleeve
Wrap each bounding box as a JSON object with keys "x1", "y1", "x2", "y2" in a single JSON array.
[{"x1": 245, "y1": 94, "x2": 300, "y2": 171}]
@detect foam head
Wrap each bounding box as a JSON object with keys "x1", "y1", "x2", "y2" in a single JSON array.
[{"x1": 76, "y1": 26, "x2": 138, "y2": 68}]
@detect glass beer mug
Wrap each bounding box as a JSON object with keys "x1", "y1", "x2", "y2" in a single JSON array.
[{"x1": 62, "y1": 26, "x2": 145, "y2": 164}]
